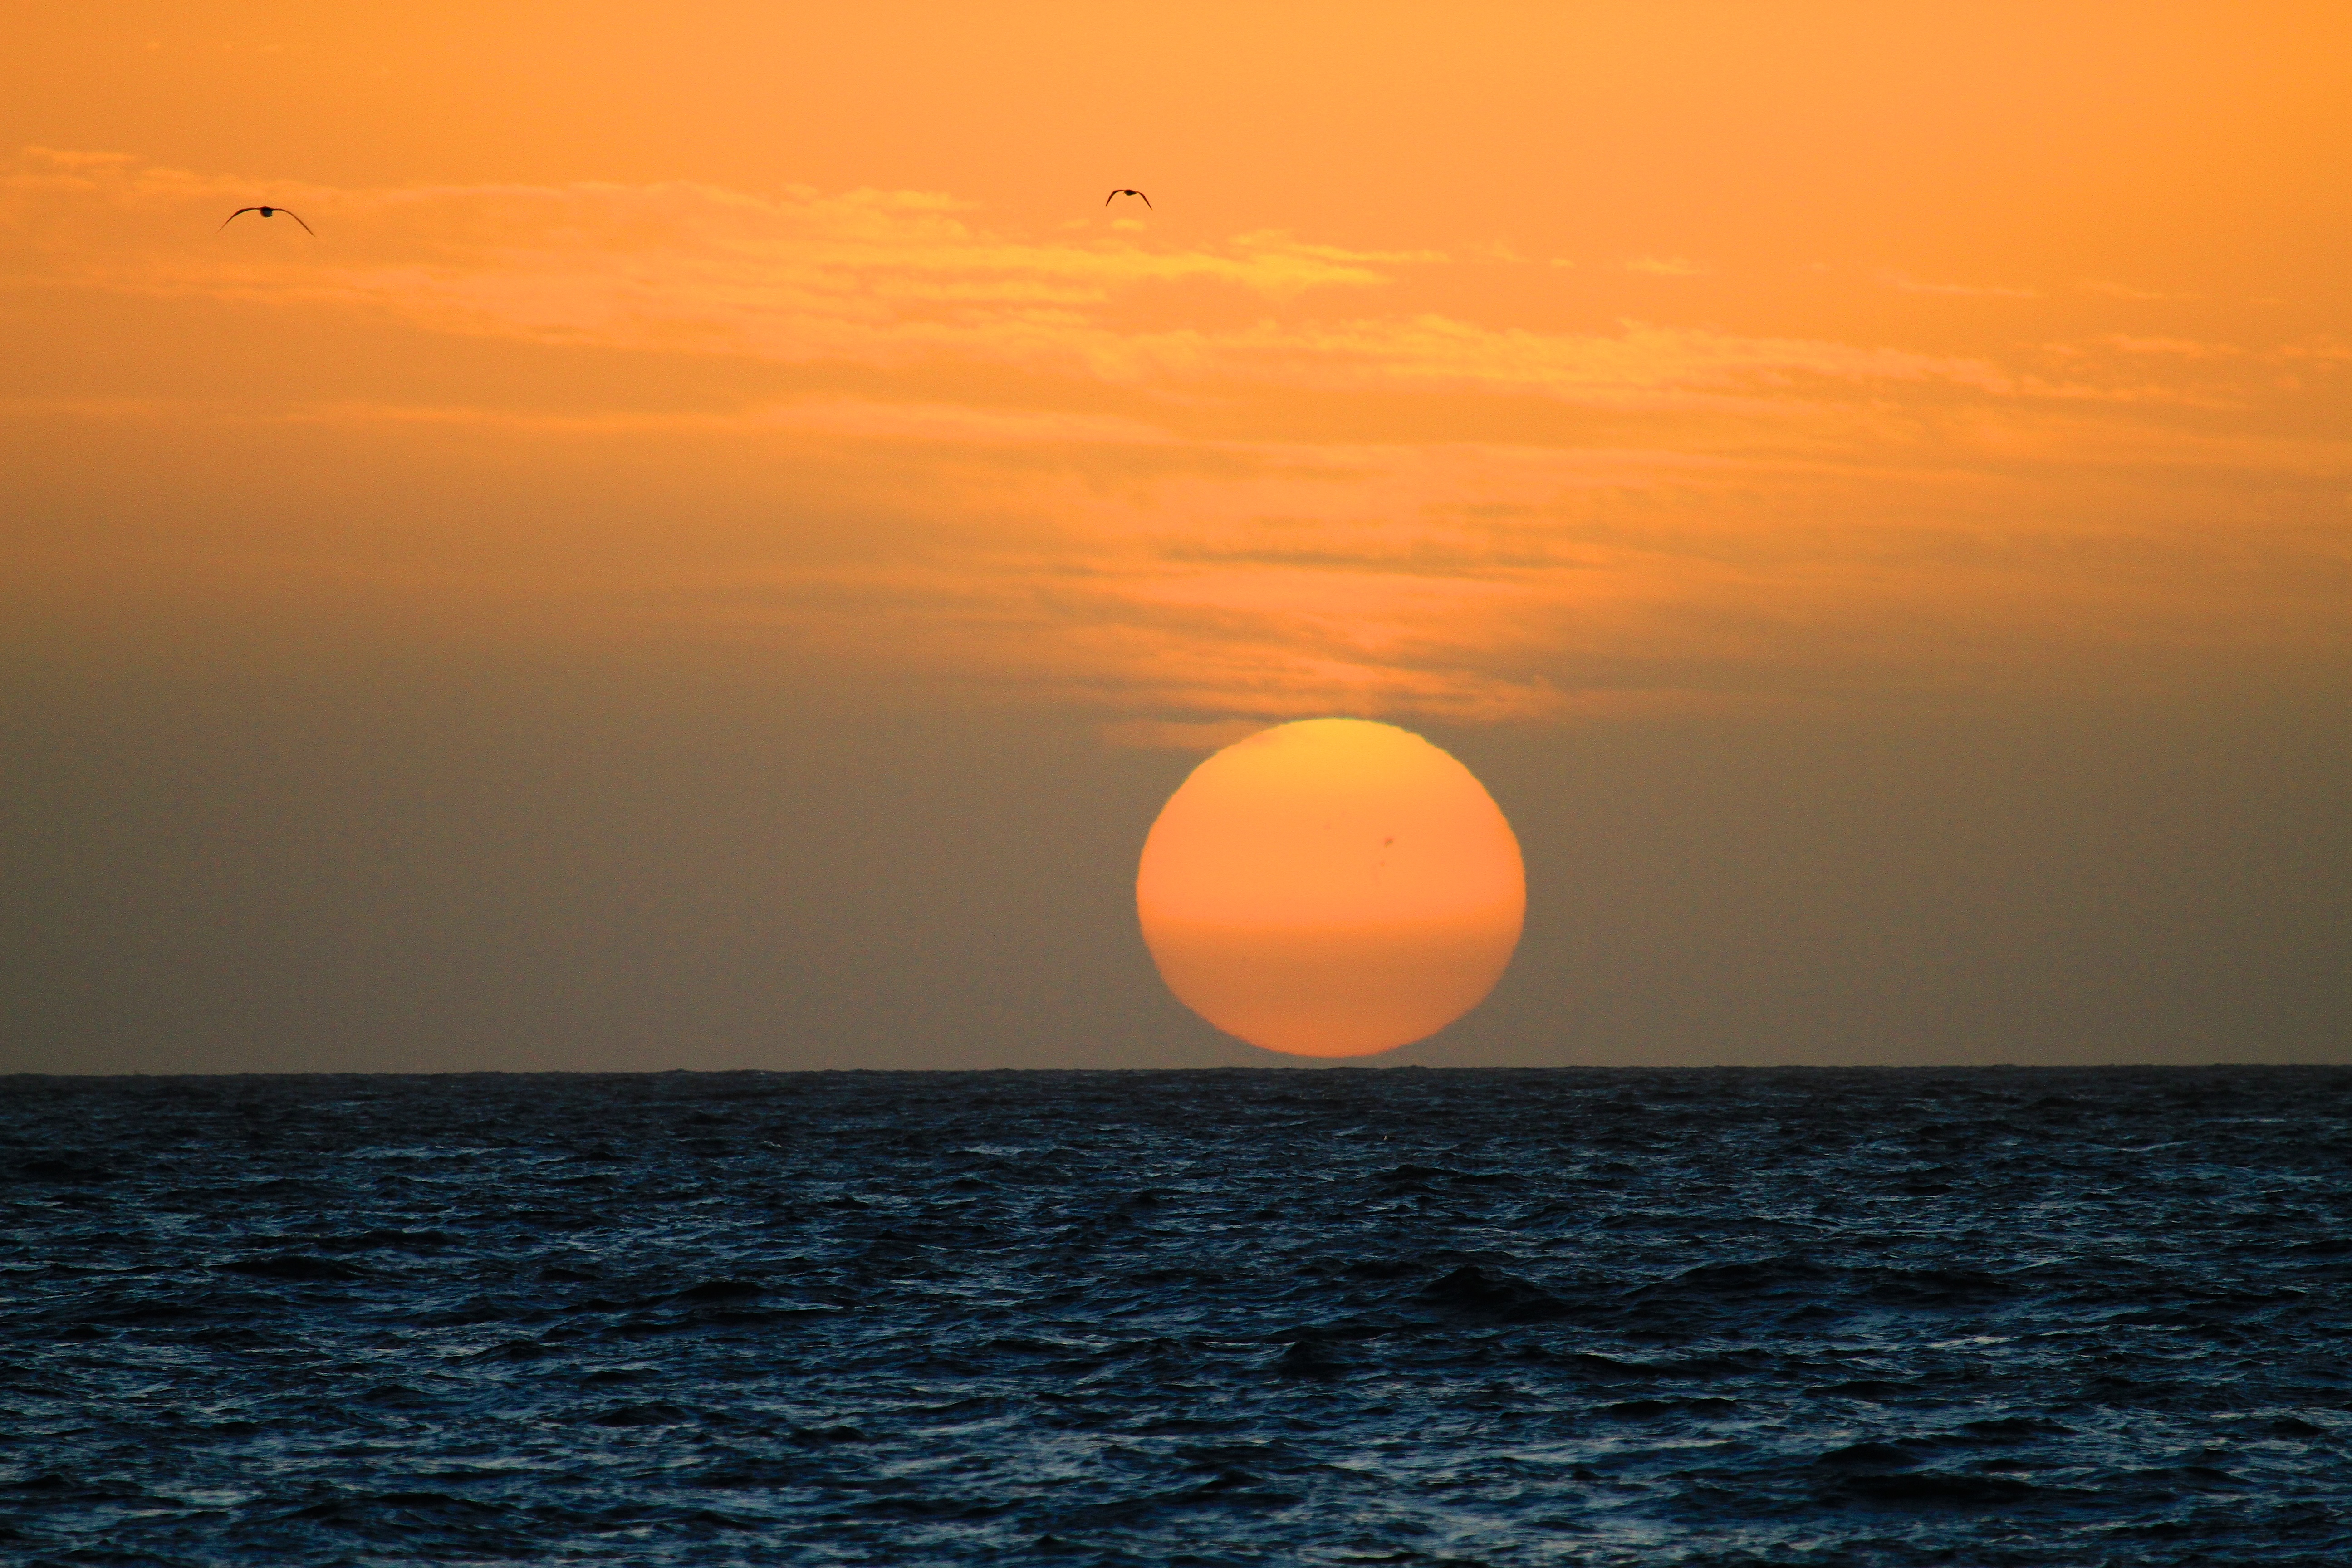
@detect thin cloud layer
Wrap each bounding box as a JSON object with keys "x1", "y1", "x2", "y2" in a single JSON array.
[{"x1": 5, "y1": 149, "x2": 2347, "y2": 740}]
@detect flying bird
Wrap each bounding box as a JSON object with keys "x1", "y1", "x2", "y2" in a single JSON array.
[
  {"x1": 1105, "y1": 189, "x2": 1152, "y2": 209},
  {"x1": 218, "y1": 206, "x2": 315, "y2": 235}
]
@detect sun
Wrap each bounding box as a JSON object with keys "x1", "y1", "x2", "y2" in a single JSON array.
[{"x1": 1136, "y1": 718, "x2": 1525, "y2": 1058}]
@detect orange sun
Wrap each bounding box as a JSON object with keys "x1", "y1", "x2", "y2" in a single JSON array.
[{"x1": 1136, "y1": 718, "x2": 1525, "y2": 1058}]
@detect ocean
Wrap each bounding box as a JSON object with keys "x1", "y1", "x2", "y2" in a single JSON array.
[{"x1": 4, "y1": 1067, "x2": 2347, "y2": 1565}]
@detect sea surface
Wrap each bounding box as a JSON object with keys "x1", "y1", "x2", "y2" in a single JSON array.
[{"x1": 3, "y1": 1067, "x2": 2348, "y2": 1566}]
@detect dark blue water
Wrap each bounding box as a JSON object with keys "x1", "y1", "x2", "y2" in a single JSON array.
[{"x1": 4, "y1": 1068, "x2": 2348, "y2": 1566}]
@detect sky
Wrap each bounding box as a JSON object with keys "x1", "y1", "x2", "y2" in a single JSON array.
[{"x1": 4, "y1": 1, "x2": 2347, "y2": 1073}]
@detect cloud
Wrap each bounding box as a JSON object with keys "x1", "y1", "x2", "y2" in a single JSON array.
[
  {"x1": 1098, "y1": 718, "x2": 1278, "y2": 751},
  {"x1": 2080, "y1": 279, "x2": 2188, "y2": 301},
  {"x1": 5, "y1": 149, "x2": 2348, "y2": 731},
  {"x1": 1623, "y1": 256, "x2": 1706, "y2": 277},
  {"x1": 1885, "y1": 273, "x2": 2039, "y2": 299}
]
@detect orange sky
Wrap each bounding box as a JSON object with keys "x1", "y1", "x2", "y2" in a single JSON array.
[
  {"x1": 6, "y1": 2, "x2": 2346, "y2": 744},
  {"x1": 5, "y1": 3, "x2": 2351, "y2": 1075}
]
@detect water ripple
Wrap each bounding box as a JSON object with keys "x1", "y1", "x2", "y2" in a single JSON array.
[{"x1": 2, "y1": 1066, "x2": 2348, "y2": 1565}]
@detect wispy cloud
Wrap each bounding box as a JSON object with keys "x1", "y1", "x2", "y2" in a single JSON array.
[
  {"x1": 2080, "y1": 279, "x2": 2188, "y2": 301},
  {"x1": 1884, "y1": 272, "x2": 2039, "y2": 299},
  {"x1": 6, "y1": 149, "x2": 2347, "y2": 740}
]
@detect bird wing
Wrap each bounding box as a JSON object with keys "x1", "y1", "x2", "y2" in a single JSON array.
[
  {"x1": 1139, "y1": 191, "x2": 1151, "y2": 208},
  {"x1": 217, "y1": 207, "x2": 261, "y2": 231},
  {"x1": 281, "y1": 209, "x2": 317, "y2": 235},
  {"x1": 1105, "y1": 190, "x2": 1118, "y2": 204}
]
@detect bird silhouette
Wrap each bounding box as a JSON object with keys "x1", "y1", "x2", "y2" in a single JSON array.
[
  {"x1": 218, "y1": 206, "x2": 315, "y2": 235},
  {"x1": 1104, "y1": 189, "x2": 1152, "y2": 209}
]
